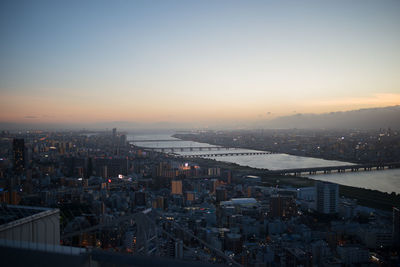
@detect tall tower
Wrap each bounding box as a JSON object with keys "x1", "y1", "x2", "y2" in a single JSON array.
[
  {"x1": 112, "y1": 128, "x2": 117, "y2": 139},
  {"x1": 316, "y1": 181, "x2": 338, "y2": 214},
  {"x1": 13, "y1": 138, "x2": 25, "y2": 175}
]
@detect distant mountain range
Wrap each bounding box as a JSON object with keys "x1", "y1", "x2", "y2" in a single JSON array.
[
  {"x1": 264, "y1": 105, "x2": 400, "y2": 130},
  {"x1": 1, "y1": 105, "x2": 399, "y2": 131}
]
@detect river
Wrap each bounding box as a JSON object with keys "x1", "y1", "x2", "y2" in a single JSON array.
[{"x1": 128, "y1": 133, "x2": 400, "y2": 194}]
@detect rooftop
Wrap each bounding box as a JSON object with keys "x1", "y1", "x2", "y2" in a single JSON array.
[{"x1": 0, "y1": 204, "x2": 59, "y2": 231}]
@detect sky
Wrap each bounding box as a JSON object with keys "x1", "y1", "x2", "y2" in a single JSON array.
[{"x1": 0, "y1": 0, "x2": 399, "y2": 128}]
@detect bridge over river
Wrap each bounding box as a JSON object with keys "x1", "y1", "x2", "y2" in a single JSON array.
[
  {"x1": 132, "y1": 143, "x2": 278, "y2": 155},
  {"x1": 266, "y1": 162, "x2": 400, "y2": 176},
  {"x1": 175, "y1": 151, "x2": 276, "y2": 158},
  {"x1": 130, "y1": 139, "x2": 183, "y2": 142},
  {"x1": 130, "y1": 141, "x2": 400, "y2": 176},
  {"x1": 133, "y1": 145, "x2": 229, "y2": 152}
]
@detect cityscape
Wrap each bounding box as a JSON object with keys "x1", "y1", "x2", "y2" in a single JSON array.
[{"x1": 1, "y1": 1, "x2": 400, "y2": 267}]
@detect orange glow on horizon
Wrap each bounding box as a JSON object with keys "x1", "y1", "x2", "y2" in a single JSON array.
[{"x1": 0, "y1": 90, "x2": 399, "y2": 125}]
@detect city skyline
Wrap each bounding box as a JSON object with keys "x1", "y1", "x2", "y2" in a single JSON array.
[
  {"x1": 1, "y1": 0, "x2": 400, "y2": 126},
  {"x1": 1, "y1": 2, "x2": 400, "y2": 262}
]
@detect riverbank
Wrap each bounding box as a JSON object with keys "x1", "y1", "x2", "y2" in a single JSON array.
[{"x1": 187, "y1": 156, "x2": 400, "y2": 211}]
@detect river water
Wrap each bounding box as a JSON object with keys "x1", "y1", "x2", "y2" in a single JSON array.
[{"x1": 128, "y1": 133, "x2": 400, "y2": 194}]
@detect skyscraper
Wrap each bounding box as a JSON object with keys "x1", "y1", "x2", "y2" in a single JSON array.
[
  {"x1": 270, "y1": 194, "x2": 297, "y2": 218},
  {"x1": 13, "y1": 138, "x2": 25, "y2": 175},
  {"x1": 316, "y1": 181, "x2": 339, "y2": 214}
]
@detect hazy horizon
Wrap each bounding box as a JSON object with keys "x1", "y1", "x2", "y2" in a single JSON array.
[
  {"x1": 1, "y1": 105, "x2": 400, "y2": 131},
  {"x1": 1, "y1": 0, "x2": 400, "y2": 126}
]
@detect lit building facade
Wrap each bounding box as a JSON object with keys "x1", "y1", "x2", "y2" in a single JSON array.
[{"x1": 171, "y1": 180, "x2": 182, "y2": 195}]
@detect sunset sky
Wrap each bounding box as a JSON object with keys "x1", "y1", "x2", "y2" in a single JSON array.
[{"x1": 1, "y1": 0, "x2": 399, "y2": 126}]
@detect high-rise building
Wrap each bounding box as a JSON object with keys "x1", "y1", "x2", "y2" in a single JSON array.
[
  {"x1": 211, "y1": 179, "x2": 222, "y2": 193},
  {"x1": 13, "y1": 138, "x2": 25, "y2": 175},
  {"x1": 171, "y1": 180, "x2": 182, "y2": 195},
  {"x1": 157, "y1": 162, "x2": 171, "y2": 177},
  {"x1": 316, "y1": 181, "x2": 339, "y2": 214},
  {"x1": 225, "y1": 233, "x2": 242, "y2": 254},
  {"x1": 227, "y1": 171, "x2": 232, "y2": 184},
  {"x1": 216, "y1": 187, "x2": 227, "y2": 203},
  {"x1": 208, "y1": 167, "x2": 220, "y2": 177},
  {"x1": 124, "y1": 231, "x2": 136, "y2": 251},
  {"x1": 270, "y1": 194, "x2": 296, "y2": 218},
  {"x1": 152, "y1": 196, "x2": 168, "y2": 210},
  {"x1": 185, "y1": 191, "x2": 195, "y2": 202},
  {"x1": 174, "y1": 240, "x2": 183, "y2": 259}
]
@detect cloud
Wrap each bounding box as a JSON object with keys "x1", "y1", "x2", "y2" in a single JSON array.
[{"x1": 24, "y1": 115, "x2": 38, "y2": 119}]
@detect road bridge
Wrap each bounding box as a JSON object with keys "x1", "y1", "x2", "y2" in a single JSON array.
[
  {"x1": 266, "y1": 162, "x2": 400, "y2": 176},
  {"x1": 130, "y1": 139, "x2": 182, "y2": 142},
  {"x1": 176, "y1": 151, "x2": 275, "y2": 158},
  {"x1": 134, "y1": 146, "x2": 226, "y2": 152}
]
